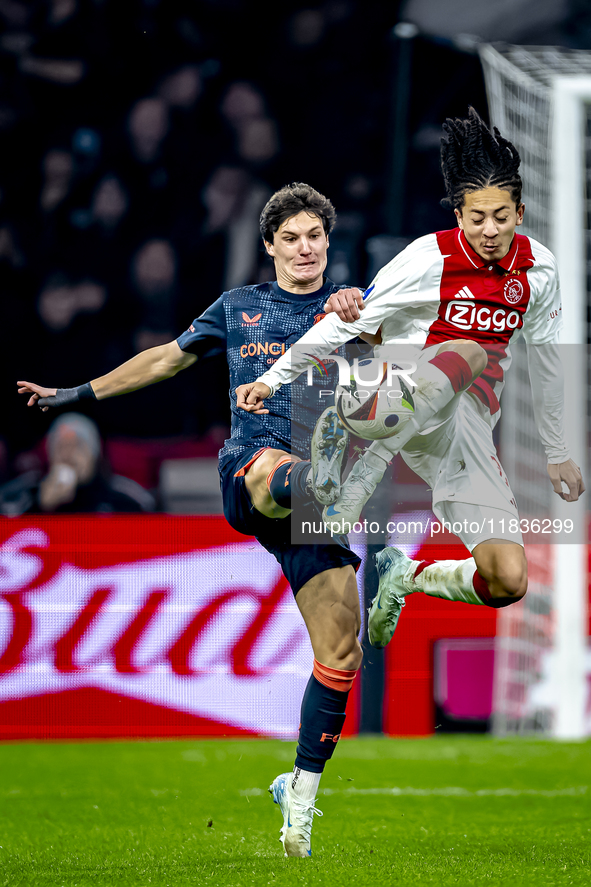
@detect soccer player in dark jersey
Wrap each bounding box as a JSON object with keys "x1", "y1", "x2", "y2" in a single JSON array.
[{"x1": 18, "y1": 183, "x2": 367, "y2": 859}]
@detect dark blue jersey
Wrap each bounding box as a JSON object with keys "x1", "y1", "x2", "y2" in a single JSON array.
[{"x1": 177, "y1": 278, "x2": 351, "y2": 464}]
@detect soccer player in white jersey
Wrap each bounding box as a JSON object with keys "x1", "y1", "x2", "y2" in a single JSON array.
[{"x1": 236, "y1": 108, "x2": 584, "y2": 646}]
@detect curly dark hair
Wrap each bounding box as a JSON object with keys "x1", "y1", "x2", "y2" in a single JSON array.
[
  {"x1": 259, "y1": 182, "x2": 336, "y2": 243},
  {"x1": 440, "y1": 107, "x2": 522, "y2": 210}
]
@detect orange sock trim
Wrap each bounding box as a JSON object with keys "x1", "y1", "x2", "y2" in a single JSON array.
[
  {"x1": 266, "y1": 455, "x2": 297, "y2": 491},
  {"x1": 313, "y1": 658, "x2": 358, "y2": 693},
  {"x1": 233, "y1": 447, "x2": 268, "y2": 478}
]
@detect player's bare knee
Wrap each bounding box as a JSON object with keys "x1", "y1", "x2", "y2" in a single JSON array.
[
  {"x1": 249, "y1": 448, "x2": 293, "y2": 486},
  {"x1": 347, "y1": 640, "x2": 363, "y2": 672},
  {"x1": 470, "y1": 343, "x2": 487, "y2": 376},
  {"x1": 323, "y1": 609, "x2": 362, "y2": 671},
  {"x1": 493, "y1": 562, "x2": 528, "y2": 600},
  {"x1": 244, "y1": 448, "x2": 294, "y2": 515},
  {"x1": 441, "y1": 340, "x2": 487, "y2": 377},
  {"x1": 458, "y1": 341, "x2": 487, "y2": 376},
  {"x1": 474, "y1": 543, "x2": 528, "y2": 602},
  {"x1": 317, "y1": 631, "x2": 362, "y2": 672},
  {"x1": 502, "y1": 572, "x2": 527, "y2": 600},
  {"x1": 339, "y1": 636, "x2": 363, "y2": 672}
]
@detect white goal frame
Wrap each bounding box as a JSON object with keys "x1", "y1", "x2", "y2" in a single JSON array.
[
  {"x1": 479, "y1": 46, "x2": 589, "y2": 739},
  {"x1": 550, "y1": 76, "x2": 589, "y2": 739}
]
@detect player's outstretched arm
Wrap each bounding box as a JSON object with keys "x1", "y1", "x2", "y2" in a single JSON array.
[
  {"x1": 18, "y1": 341, "x2": 196, "y2": 412},
  {"x1": 235, "y1": 381, "x2": 271, "y2": 414},
  {"x1": 547, "y1": 460, "x2": 585, "y2": 502}
]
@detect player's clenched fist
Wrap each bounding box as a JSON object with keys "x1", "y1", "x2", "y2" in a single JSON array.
[
  {"x1": 235, "y1": 381, "x2": 271, "y2": 414},
  {"x1": 547, "y1": 459, "x2": 585, "y2": 502}
]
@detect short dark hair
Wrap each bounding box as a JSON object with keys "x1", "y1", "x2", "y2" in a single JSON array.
[
  {"x1": 259, "y1": 182, "x2": 336, "y2": 243},
  {"x1": 440, "y1": 107, "x2": 522, "y2": 210}
]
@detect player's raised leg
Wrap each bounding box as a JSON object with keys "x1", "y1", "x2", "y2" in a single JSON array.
[
  {"x1": 369, "y1": 540, "x2": 526, "y2": 648},
  {"x1": 324, "y1": 341, "x2": 487, "y2": 533},
  {"x1": 243, "y1": 436, "x2": 347, "y2": 520},
  {"x1": 270, "y1": 565, "x2": 362, "y2": 856}
]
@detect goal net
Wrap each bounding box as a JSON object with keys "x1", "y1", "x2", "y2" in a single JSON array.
[{"x1": 479, "y1": 44, "x2": 590, "y2": 737}]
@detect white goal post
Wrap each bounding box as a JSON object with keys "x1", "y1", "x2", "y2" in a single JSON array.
[{"x1": 479, "y1": 45, "x2": 590, "y2": 738}]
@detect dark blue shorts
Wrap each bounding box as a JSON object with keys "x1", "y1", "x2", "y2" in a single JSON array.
[{"x1": 219, "y1": 447, "x2": 361, "y2": 595}]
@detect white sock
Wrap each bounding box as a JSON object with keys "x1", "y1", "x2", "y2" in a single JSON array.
[
  {"x1": 368, "y1": 360, "x2": 465, "y2": 466},
  {"x1": 361, "y1": 449, "x2": 391, "y2": 479},
  {"x1": 412, "y1": 556, "x2": 485, "y2": 606},
  {"x1": 410, "y1": 359, "x2": 464, "y2": 425},
  {"x1": 291, "y1": 767, "x2": 321, "y2": 801}
]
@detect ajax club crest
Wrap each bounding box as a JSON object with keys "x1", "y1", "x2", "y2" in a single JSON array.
[{"x1": 503, "y1": 278, "x2": 524, "y2": 304}]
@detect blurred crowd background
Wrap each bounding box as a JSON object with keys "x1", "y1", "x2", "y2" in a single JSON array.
[{"x1": 1, "y1": 0, "x2": 590, "y2": 512}]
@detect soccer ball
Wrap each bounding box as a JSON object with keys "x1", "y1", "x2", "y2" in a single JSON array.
[{"x1": 335, "y1": 358, "x2": 415, "y2": 440}]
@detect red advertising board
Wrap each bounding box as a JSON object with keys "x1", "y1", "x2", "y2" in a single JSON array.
[
  {"x1": 0, "y1": 516, "x2": 507, "y2": 741},
  {"x1": 0, "y1": 516, "x2": 358, "y2": 740}
]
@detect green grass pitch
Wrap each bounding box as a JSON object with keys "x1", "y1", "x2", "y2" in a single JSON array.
[{"x1": 1, "y1": 736, "x2": 589, "y2": 886}]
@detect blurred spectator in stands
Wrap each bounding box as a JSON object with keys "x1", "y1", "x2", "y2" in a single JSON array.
[
  {"x1": 0, "y1": 412, "x2": 155, "y2": 516},
  {"x1": 179, "y1": 163, "x2": 271, "y2": 307},
  {"x1": 121, "y1": 96, "x2": 175, "y2": 236},
  {"x1": 131, "y1": 238, "x2": 177, "y2": 352},
  {"x1": 37, "y1": 276, "x2": 107, "y2": 332},
  {"x1": 155, "y1": 64, "x2": 217, "y2": 280},
  {"x1": 175, "y1": 79, "x2": 279, "y2": 299},
  {"x1": 90, "y1": 173, "x2": 129, "y2": 232},
  {"x1": 158, "y1": 64, "x2": 203, "y2": 109},
  {"x1": 287, "y1": 8, "x2": 326, "y2": 47},
  {"x1": 36, "y1": 137, "x2": 102, "y2": 274},
  {"x1": 40, "y1": 148, "x2": 74, "y2": 213},
  {"x1": 33, "y1": 270, "x2": 121, "y2": 393},
  {"x1": 201, "y1": 165, "x2": 270, "y2": 290},
  {"x1": 17, "y1": 0, "x2": 87, "y2": 135},
  {"x1": 49, "y1": 167, "x2": 131, "y2": 284},
  {"x1": 220, "y1": 80, "x2": 279, "y2": 169},
  {"x1": 127, "y1": 96, "x2": 169, "y2": 165},
  {"x1": 0, "y1": 224, "x2": 25, "y2": 269}
]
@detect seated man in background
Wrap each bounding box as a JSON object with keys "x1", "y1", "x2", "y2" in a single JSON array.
[{"x1": 0, "y1": 413, "x2": 155, "y2": 515}]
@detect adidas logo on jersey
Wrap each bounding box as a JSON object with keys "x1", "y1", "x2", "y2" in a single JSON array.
[{"x1": 453, "y1": 286, "x2": 476, "y2": 299}]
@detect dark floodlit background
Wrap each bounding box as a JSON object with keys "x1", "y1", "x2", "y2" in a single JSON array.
[{"x1": 1, "y1": 0, "x2": 590, "y2": 508}]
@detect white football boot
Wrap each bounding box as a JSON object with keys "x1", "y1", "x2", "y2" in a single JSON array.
[
  {"x1": 310, "y1": 407, "x2": 349, "y2": 505},
  {"x1": 368, "y1": 547, "x2": 417, "y2": 648},
  {"x1": 269, "y1": 773, "x2": 323, "y2": 858}
]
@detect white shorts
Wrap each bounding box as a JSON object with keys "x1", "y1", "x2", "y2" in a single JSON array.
[
  {"x1": 433, "y1": 501, "x2": 524, "y2": 551},
  {"x1": 398, "y1": 346, "x2": 523, "y2": 552}
]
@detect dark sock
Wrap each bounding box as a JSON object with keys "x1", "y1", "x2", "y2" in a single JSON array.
[
  {"x1": 267, "y1": 459, "x2": 312, "y2": 508},
  {"x1": 294, "y1": 673, "x2": 352, "y2": 774}
]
